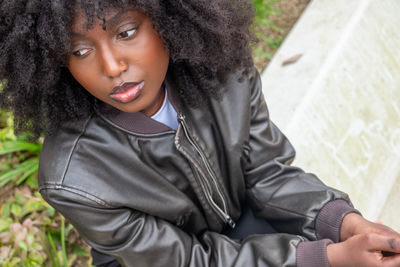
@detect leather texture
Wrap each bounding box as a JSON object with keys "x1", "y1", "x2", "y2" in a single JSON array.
[{"x1": 39, "y1": 69, "x2": 351, "y2": 267}]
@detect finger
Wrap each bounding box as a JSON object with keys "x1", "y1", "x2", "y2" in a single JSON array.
[
  {"x1": 384, "y1": 228, "x2": 400, "y2": 239},
  {"x1": 366, "y1": 234, "x2": 400, "y2": 253},
  {"x1": 381, "y1": 253, "x2": 400, "y2": 267},
  {"x1": 362, "y1": 221, "x2": 400, "y2": 238},
  {"x1": 376, "y1": 229, "x2": 400, "y2": 241},
  {"x1": 375, "y1": 224, "x2": 400, "y2": 238}
]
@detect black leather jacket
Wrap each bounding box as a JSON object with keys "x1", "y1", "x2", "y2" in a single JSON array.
[{"x1": 39, "y1": 69, "x2": 356, "y2": 267}]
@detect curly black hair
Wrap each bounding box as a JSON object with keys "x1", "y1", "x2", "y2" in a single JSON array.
[{"x1": 0, "y1": 0, "x2": 255, "y2": 137}]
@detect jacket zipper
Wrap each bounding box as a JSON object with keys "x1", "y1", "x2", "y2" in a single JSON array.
[{"x1": 177, "y1": 114, "x2": 235, "y2": 228}]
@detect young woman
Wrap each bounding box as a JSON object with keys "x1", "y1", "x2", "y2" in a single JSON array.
[{"x1": 1, "y1": 1, "x2": 400, "y2": 266}]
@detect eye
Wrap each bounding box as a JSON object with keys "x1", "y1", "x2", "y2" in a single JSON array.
[
  {"x1": 72, "y1": 48, "x2": 92, "y2": 57},
  {"x1": 117, "y1": 27, "x2": 138, "y2": 40}
]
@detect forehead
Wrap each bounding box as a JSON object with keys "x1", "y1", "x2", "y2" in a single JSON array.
[{"x1": 71, "y1": 6, "x2": 140, "y2": 32}]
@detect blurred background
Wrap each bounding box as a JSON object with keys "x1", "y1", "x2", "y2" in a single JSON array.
[{"x1": 2, "y1": 0, "x2": 399, "y2": 266}]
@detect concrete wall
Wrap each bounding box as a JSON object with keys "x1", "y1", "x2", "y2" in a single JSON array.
[{"x1": 261, "y1": 0, "x2": 400, "y2": 230}]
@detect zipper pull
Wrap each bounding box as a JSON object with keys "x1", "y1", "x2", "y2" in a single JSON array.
[
  {"x1": 226, "y1": 215, "x2": 236, "y2": 228},
  {"x1": 178, "y1": 113, "x2": 185, "y2": 122}
]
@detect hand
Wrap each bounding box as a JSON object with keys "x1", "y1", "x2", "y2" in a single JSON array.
[
  {"x1": 340, "y1": 213, "x2": 400, "y2": 242},
  {"x1": 327, "y1": 233, "x2": 400, "y2": 267}
]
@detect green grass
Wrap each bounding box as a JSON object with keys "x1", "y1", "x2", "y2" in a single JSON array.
[{"x1": 252, "y1": 0, "x2": 284, "y2": 64}]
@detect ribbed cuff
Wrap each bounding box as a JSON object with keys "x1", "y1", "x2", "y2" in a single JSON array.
[
  {"x1": 315, "y1": 199, "x2": 361, "y2": 243},
  {"x1": 296, "y1": 239, "x2": 333, "y2": 267}
]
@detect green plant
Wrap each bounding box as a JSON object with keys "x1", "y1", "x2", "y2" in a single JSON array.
[
  {"x1": 252, "y1": 0, "x2": 283, "y2": 61},
  {"x1": 0, "y1": 140, "x2": 41, "y2": 187},
  {"x1": 0, "y1": 189, "x2": 55, "y2": 266},
  {"x1": 253, "y1": 0, "x2": 281, "y2": 29},
  {"x1": 0, "y1": 189, "x2": 91, "y2": 266},
  {"x1": 46, "y1": 219, "x2": 92, "y2": 267},
  {"x1": 47, "y1": 217, "x2": 68, "y2": 267},
  {"x1": 0, "y1": 111, "x2": 42, "y2": 188}
]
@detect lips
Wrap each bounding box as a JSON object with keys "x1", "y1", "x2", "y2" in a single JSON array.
[{"x1": 109, "y1": 81, "x2": 145, "y2": 103}]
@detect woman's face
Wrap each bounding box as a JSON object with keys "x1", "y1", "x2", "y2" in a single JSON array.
[{"x1": 68, "y1": 9, "x2": 169, "y2": 116}]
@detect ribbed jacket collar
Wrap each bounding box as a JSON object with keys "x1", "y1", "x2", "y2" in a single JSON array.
[{"x1": 96, "y1": 77, "x2": 181, "y2": 135}]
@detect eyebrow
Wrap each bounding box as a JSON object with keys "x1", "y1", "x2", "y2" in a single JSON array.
[
  {"x1": 103, "y1": 9, "x2": 130, "y2": 29},
  {"x1": 71, "y1": 9, "x2": 135, "y2": 37},
  {"x1": 71, "y1": 31, "x2": 86, "y2": 38}
]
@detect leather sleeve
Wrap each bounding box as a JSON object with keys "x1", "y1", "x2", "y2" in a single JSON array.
[
  {"x1": 242, "y1": 69, "x2": 355, "y2": 241},
  {"x1": 40, "y1": 186, "x2": 311, "y2": 267}
]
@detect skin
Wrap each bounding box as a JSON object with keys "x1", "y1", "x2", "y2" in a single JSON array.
[
  {"x1": 328, "y1": 213, "x2": 400, "y2": 266},
  {"x1": 67, "y1": 8, "x2": 170, "y2": 116}
]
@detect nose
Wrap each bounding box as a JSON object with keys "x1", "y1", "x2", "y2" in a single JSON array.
[{"x1": 100, "y1": 45, "x2": 128, "y2": 78}]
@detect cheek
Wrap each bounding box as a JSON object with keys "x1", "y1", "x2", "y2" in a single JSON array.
[
  {"x1": 68, "y1": 61, "x2": 85, "y2": 84},
  {"x1": 151, "y1": 46, "x2": 169, "y2": 82},
  {"x1": 68, "y1": 61, "x2": 98, "y2": 93},
  {"x1": 140, "y1": 33, "x2": 169, "y2": 77},
  {"x1": 153, "y1": 37, "x2": 169, "y2": 65}
]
